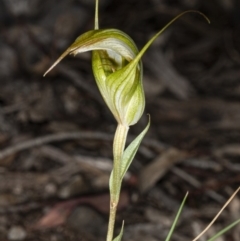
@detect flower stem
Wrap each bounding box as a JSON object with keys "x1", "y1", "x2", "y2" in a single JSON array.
[
  {"x1": 106, "y1": 200, "x2": 118, "y2": 241},
  {"x1": 106, "y1": 124, "x2": 129, "y2": 241}
]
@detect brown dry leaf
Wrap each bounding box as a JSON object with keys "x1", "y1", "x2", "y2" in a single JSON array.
[
  {"x1": 32, "y1": 191, "x2": 129, "y2": 229},
  {"x1": 138, "y1": 148, "x2": 189, "y2": 193},
  {"x1": 32, "y1": 199, "x2": 79, "y2": 229}
]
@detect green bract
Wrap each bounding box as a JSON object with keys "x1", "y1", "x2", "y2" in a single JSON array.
[{"x1": 44, "y1": 29, "x2": 144, "y2": 127}]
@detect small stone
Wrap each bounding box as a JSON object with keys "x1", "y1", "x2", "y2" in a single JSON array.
[
  {"x1": 44, "y1": 183, "x2": 57, "y2": 197},
  {"x1": 68, "y1": 206, "x2": 106, "y2": 237},
  {"x1": 8, "y1": 226, "x2": 27, "y2": 241},
  {"x1": 58, "y1": 175, "x2": 88, "y2": 199}
]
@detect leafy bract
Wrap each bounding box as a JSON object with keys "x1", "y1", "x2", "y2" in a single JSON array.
[
  {"x1": 112, "y1": 221, "x2": 124, "y2": 241},
  {"x1": 120, "y1": 117, "x2": 150, "y2": 180}
]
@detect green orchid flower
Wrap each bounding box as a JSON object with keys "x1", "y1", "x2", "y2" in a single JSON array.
[
  {"x1": 44, "y1": 9, "x2": 208, "y2": 128},
  {"x1": 44, "y1": 28, "x2": 144, "y2": 127}
]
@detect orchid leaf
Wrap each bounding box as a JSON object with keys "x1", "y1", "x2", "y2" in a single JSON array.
[
  {"x1": 113, "y1": 221, "x2": 124, "y2": 241},
  {"x1": 120, "y1": 117, "x2": 150, "y2": 180}
]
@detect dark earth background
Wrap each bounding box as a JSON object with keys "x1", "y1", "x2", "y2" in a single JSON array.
[{"x1": 0, "y1": 0, "x2": 240, "y2": 240}]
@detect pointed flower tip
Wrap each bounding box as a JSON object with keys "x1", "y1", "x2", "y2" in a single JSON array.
[
  {"x1": 43, "y1": 58, "x2": 61, "y2": 77},
  {"x1": 43, "y1": 68, "x2": 51, "y2": 77},
  {"x1": 185, "y1": 10, "x2": 210, "y2": 24},
  {"x1": 43, "y1": 49, "x2": 72, "y2": 76},
  {"x1": 43, "y1": 63, "x2": 58, "y2": 77}
]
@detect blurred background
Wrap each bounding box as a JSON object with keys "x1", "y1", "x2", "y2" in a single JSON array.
[{"x1": 0, "y1": 0, "x2": 240, "y2": 240}]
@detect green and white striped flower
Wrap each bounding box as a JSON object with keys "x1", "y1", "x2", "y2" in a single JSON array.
[
  {"x1": 44, "y1": 6, "x2": 209, "y2": 128},
  {"x1": 44, "y1": 28, "x2": 144, "y2": 127}
]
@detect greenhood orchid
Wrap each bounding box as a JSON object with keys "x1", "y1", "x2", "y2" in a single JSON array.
[{"x1": 44, "y1": 1, "x2": 210, "y2": 240}]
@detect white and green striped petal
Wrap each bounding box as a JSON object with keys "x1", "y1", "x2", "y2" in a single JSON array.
[{"x1": 44, "y1": 28, "x2": 145, "y2": 126}]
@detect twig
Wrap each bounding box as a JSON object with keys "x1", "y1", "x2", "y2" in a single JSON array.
[
  {"x1": 171, "y1": 167, "x2": 225, "y2": 203},
  {"x1": 0, "y1": 130, "x2": 166, "y2": 161},
  {"x1": 0, "y1": 131, "x2": 113, "y2": 160},
  {"x1": 192, "y1": 187, "x2": 240, "y2": 241}
]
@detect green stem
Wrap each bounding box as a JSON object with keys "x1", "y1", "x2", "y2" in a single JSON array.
[
  {"x1": 106, "y1": 124, "x2": 129, "y2": 241},
  {"x1": 112, "y1": 124, "x2": 129, "y2": 201},
  {"x1": 106, "y1": 201, "x2": 117, "y2": 241},
  {"x1": 94, "y1": 0, "x2": 99, "y2": 30}
]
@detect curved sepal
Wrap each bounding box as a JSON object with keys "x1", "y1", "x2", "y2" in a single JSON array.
[{"x1": 44, "y1": 29, "x2": 139, "y2": 76}]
